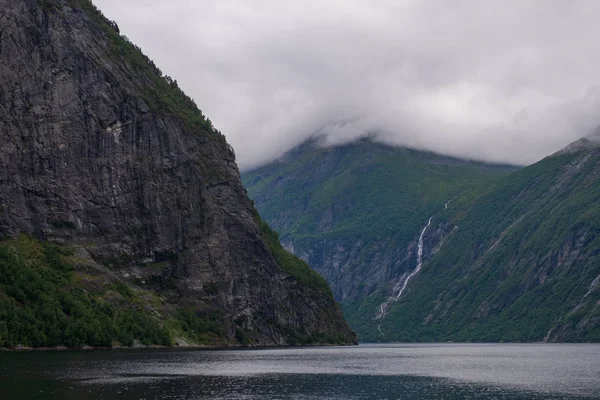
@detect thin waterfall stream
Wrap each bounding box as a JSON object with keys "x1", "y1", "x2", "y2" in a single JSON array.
[{"x1": 376, "y1": 200, "x2": 453, "y2": 335}]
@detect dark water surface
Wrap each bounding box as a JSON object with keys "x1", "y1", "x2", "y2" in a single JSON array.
[{"x1": 1, "y1": 343, "x2": 599, "y2": 399}]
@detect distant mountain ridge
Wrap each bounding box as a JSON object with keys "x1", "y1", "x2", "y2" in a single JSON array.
[
  {"x1": 555, "y1": 128, "x2": 600, "y2": 155},
  {"x1": 244, "y1": 136, "x2": 600, "y2": 342},
  {"x1": 374, "y1": 139, "x2": 600, "y2": 342},
  {"x1": 242, "y1": 139, "x2": 516, "y2": 336}
]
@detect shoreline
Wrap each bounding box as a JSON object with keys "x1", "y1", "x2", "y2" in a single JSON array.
[
  {"x1": 0, "y1": 341, "x2": 358, "y2": 353},
  {"x1": 4, "y1": 341, "x2": 598, "y2": 353}
]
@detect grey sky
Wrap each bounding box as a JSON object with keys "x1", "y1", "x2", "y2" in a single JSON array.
[{"x1": 94, "y1": 0, "x2": 600, "y2": 170}]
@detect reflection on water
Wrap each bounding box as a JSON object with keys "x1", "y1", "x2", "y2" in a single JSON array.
[{"x1": 1, "y1": 343, "x2": 599, "y2": 399}]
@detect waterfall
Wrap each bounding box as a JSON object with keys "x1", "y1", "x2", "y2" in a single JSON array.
[
  {"x1": 543, "y1": 327, "x2": 554, "y2": 343},
  {"x1": 395, "y1": 217, "x2": 432, "y2": 299},
  {"x1": 376, "y1": 198, "x2": 456, "y2": 335},
  {"x1": 375, "y1": 216, "x2": 433, "y2": 327},
  {"x1": 583, "y1": 274, "x2": 600, "y2": 299}
]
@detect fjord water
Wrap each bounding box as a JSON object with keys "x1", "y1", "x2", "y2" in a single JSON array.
[{"x1": 2, "y1": 344, "x2": 599, "y2": 399}]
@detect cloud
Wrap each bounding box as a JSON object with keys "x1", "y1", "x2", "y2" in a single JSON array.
[{"x1": 93, "y1": 0, "x2": 600, "y2": 170}]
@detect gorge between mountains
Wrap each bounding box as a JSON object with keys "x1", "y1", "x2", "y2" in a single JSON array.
[{"x1": 244, "y1": 137, "x2": 600, "y2": 343}]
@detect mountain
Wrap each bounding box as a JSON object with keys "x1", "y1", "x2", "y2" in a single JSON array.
[
  {"x1": 0, "y1": 0, "x2": 355, "y2": 348},
  {"x1": 374, "y1": 134, "x2": 600, "y2": 342},
  {"x1": 242, "y1": 138, "x2": 516, "y2": 338},
  {"x1": 244, "y1": 136, "x2": 600, "y2": 343}
]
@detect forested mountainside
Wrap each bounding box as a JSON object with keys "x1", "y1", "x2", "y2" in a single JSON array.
[
  {"x1": 244, "y1": 136, "x2": 600, "y2": 342},
  {"x1": 0, "y1": 0, "x2": 355, "y2": 348},
  {"x1": 242, "y1": 139, "x2": 516, "y2": 338},
  {"x1": 373, "y1": 135, "x2": 600, "y2": 342}
]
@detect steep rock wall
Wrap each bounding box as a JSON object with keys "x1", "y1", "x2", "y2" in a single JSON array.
[{"x1": 0, "y1": 0, "x2": 355, "y2": 346}]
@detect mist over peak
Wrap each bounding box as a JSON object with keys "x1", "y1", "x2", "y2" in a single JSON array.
[{"x1": 94, "y1": 0, "x2": 600, "y2": 170}]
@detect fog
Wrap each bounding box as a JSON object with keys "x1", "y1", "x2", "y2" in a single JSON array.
[{"x1": 93, "y1": 0, "x2": 600, "y2": 170}]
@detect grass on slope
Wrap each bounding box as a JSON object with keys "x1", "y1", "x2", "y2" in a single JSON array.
[
  {"x1": 0, "y1": 236, "x2": 170, "y2": 348},
  {"x1": 0, "y1": 236, "x2": 234, "y2": 348},
  {"x1": 253, "y1": 208, "x2": 333, "y2": 297},
  {"x1": 375, "y1": 151, "x2": 600, "y2": 342},
  {"x1": 244, "y1": 140, "x2": 513, "y2": 251},
  {"x1": 64, "y1": 0, "x2": 228, "y2": 148}
]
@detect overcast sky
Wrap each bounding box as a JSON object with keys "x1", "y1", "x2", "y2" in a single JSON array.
[{"x1": 94, "y1": 0, "x2": 600, "y2": 170}]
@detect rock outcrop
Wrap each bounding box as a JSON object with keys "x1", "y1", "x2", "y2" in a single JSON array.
[{"x1": 0, "y1": 0, "x2": 355, "y2": 346}]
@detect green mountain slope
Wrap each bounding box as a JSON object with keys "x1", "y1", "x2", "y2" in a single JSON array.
[
  {"x1": 242, "y1": 139, "x2": 516, "y2": 338},
  {"x1": 376, "y1": 138, "x2": 600, "y2": 342},
  {"x1": 0, "y1": 235, "x2": 174, "y2": 348},
  {"x1": 244, "y1": 136, "x2": 600, "y2": 342}
]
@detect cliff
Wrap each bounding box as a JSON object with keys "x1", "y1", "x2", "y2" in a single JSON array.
[{"x1": 0, "y1": 0, "x2": 355, "y2": 348}]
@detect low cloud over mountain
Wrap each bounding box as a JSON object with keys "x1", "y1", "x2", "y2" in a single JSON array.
[{"x1": 95, "y1": 0, "x2": 600, "y2": 169}]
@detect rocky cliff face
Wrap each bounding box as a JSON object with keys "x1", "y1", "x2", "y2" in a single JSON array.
[{"x1": 0, "y1": 0, "x2": 355, "y2": 346}]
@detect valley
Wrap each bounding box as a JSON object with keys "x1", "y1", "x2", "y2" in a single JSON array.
[{"x1": 244, "y1": 136, "x2": 600, "y2": 342}]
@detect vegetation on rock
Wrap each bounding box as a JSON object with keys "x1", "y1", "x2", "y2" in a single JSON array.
[
  {"x1": 0, "y1": 0, "x2": 356, "y2": 349},
  {"x1": 376, "y1": 149, "x2": 600, "y2": 342},
  {"x1": 243, "y1": 139, "x2": 515, "y2": 336},
  {"x1": 254, "y1": 208, "x2": 333, "y2": 297},
  {"x1": 65, "y1": 0, "x2": 229, "y2": 147},
  {"x1": 245, "y1": 138, "x2": 600, "y2": 342},
  {"x1": 0, "y1": 236, "x2": 170, "y2": 348}
]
